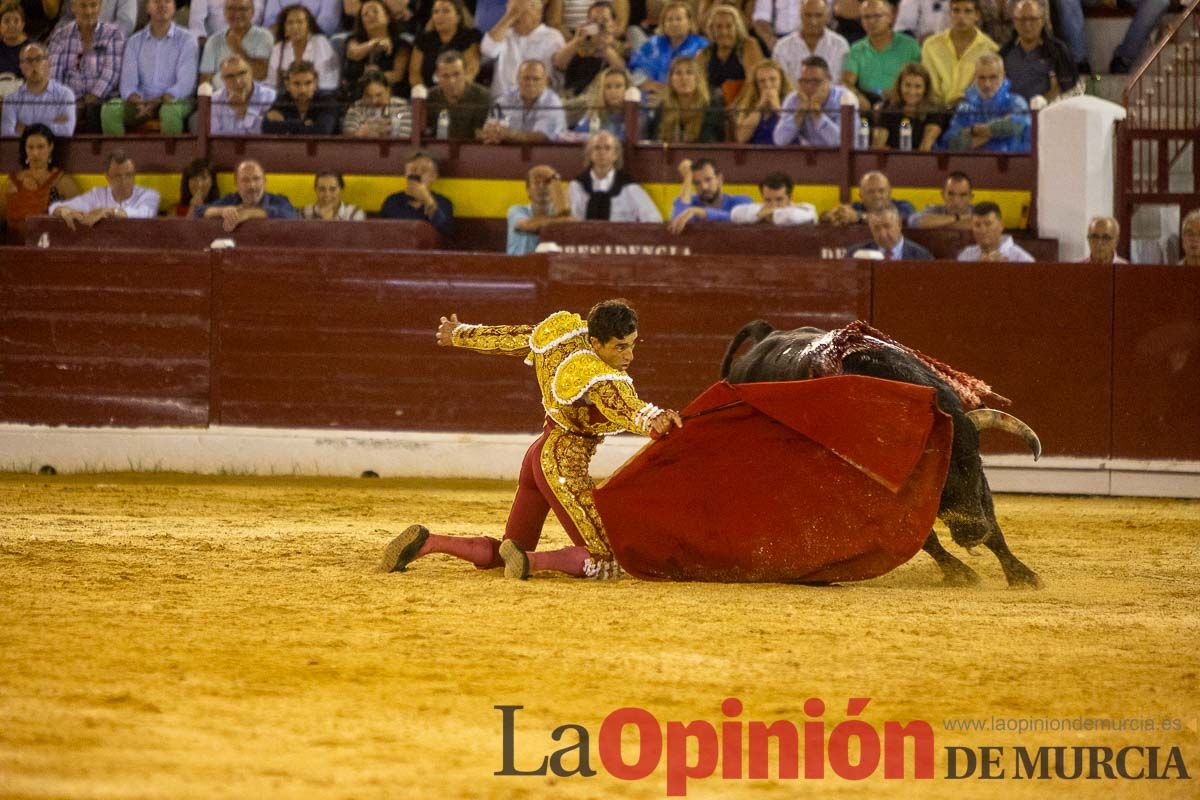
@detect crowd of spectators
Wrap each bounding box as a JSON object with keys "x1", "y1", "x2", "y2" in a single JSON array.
[{"x1": 1, "y1": 0, "x2": 1160, "y2": 145}]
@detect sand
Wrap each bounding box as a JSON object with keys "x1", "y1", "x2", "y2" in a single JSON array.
[{"x1": 1, "y1": 472, "x2": 1197, "y2": 799}]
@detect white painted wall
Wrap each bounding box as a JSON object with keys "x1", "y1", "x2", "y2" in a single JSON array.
[{"x1": 1037, "y1": 95, "x2": 1127, "y2": 262}]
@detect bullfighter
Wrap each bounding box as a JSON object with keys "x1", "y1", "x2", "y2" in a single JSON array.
[{"x1": 379, "y1": 300, "x2": 683, "y2": 581}]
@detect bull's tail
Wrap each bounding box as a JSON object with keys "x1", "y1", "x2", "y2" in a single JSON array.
[{"x1": 720, "y1": 320, "x2": 776, "y2": 379}]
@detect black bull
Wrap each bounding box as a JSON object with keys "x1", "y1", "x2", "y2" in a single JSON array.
[{"x1": 720, "y1": 321, "x2": 1043, "y2": 588}]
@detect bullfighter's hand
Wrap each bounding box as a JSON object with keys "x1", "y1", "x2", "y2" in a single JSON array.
[{"x1": 436, "y1": 313, "x2": 461, "y2": 346}]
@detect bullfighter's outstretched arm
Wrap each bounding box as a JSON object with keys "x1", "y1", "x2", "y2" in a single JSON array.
[{"x1": 437, "y1": 314, "x2": 533, "y2": 359}]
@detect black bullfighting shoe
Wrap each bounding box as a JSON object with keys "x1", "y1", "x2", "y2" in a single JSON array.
[
  {"x1": 499, "y1": 539, "x2": 530, "y2": 580},
  {"x1": 379, "y1": 524, "x2": 429, "y2": 573}
]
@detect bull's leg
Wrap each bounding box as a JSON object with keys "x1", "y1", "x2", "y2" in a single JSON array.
[
  {"x1": 978, "y1": 476, "x2": 1042, "y2": 588},
  {"x1": 922, "y1": 530, "x2": 980, "y2": 586}
]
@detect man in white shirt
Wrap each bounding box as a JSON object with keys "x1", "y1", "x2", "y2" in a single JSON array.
[
  {"x1": 49, "y1": 151, "x2": 160, "y2": 227},
  {"x1": 730, "y1": 172, "x2": 817, "y2": 226},
  {"x1": 772, "y1": 0, "x2": 850, "y2": 83},
  {"x1": 481, "y1": 0, "x2": 565, "y2": 98},
  {"x1": 957, "y1": 201, "x2": 1035, "y2": 262},
  {"x1": 568, "y1": 130, "x2": 661, "y2": 222},
  {"x1": 1079, "y1": 216, "x2": 1128, "y2": 264},
  {"x1": 479, "y1": 59, "x2": 566, "y2": 143}
]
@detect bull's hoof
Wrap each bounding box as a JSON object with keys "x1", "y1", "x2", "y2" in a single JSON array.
[
  {"x1": 1005, "y1": 565, "x2": 1043, "y2": 589},
  {"x1": 940, "y1": 562, "x2": 982, "y2": 587}
]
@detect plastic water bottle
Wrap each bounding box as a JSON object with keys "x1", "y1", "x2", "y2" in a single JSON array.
[
  {"x1": 855, "y1": 115, "x2": 870, "y2": 150},
  {"x1": 898, "y1": 117, "x2": 913, "y2": 151},
  {"x1": 391, "y1": 109, "x2": 406, "y2": 137},
  {"x1": 436, "y1": 109, "x2": 450, "y2": 140}
]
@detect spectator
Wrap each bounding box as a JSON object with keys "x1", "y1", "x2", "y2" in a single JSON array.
[
  {"x1": 199, "y1": 158, "x2": 299, "y2": 230},
  {"x1": 957, "y1": 200, "x2": 1034, "y2": 261},
  {"x1": 342, "y1": 70, "x2": 411, "y2": 136},
  {"x1": 730, "y1": 58, "x2": 790, "y2": 144},
  {"x1": 666, "y1": 156, "x2": 751, "y2": 233},
  {"x1": 551, "y1": 0, "x2": 624, "y2": 98},
  {"x1": 506, "y1": 163, "x2": 573, "y2": 255},
  {"x1": 730, "y1": 171, "x2": 817, "y2": 225},
  {"x1": 772, "y1": 0, "x2": 849, "y2": 85},
  {"x1": 49, "y1": 149, "x2": 159, "y2": 227},
  {"x1": 628, "y1": 0, "x2": 706, "y2": 96},
  {"x1": 871, "y1": 62, "x2": 947, "y2": 149},
  {"x1": 822, "y1": 170, "x2": 916, "y2": 225},
  {"x1": 920, "y1": 0, "x2": 997, "y2": 106},
  {"x1": 424, "y1": 49, "x2": 491, "y2": 138},
  {"x1": 48, "y1": 0, "x2": 125, "y2": 132},
  {"x1": 568, "y1": 130, "x2": 661, "y2": 221},
  {"x1": 53, "y1": 0, "x2": 135, "y2": 37},
  {"x1": 267, "y1": 4, "x2": 339, "y2": 92},
  {"x1": 410, "y1": 0, "x2": 481, "y2": 88},
  {"x1": 751, "y1": 0, "x2": 797, "y2": 53},
  {"x1": 842, "y1": 0, "x2": 920, "y2": 108},
  {"x1": 999, "y1": 0, "x2": 1077, "y2": 102},
  {"x1": 944, "y1": 53, "x2": 1030, "y2": 152},
  {"x1": 831, "y1": 0, "x2": 866, "y2": 44},
  {"x1": 262, "y1": 0, "x2": 339, "y2": 36},
  {"x1": 1057, "y1": 0, "x2": 1168, "y2": 75},
  {"x1": 302, "y1": 171, "x2": 367, "y2": 219},
  {"x1": 0, "y1": 3, "x2": 30, "y2": 92},
  {"x1": 700, "y1": 4, "x2": 762, "y2": 106},
  {"x1": 380, "y1": 151, "x2": 454, "y2": 236},
  {"x1": 210, "y1": 54, "x2": 277, "y2": 133},
  {"x1": 648, "y1": 54, "x2": 724, "y2": 143},
  {"x1": 101, "y1": 0, "x2": 196, "y2": 136},
  {"x1": 342, "y1": 0, "x2": 409, "y2": 100},
  {"x1": 2, "y1": 123, "x2": 80, "y2": 244},
  {"x1": 909, "y1": 170, "x2": 974, "y2": 229},
  {"x1": 570, "y1": 65, "x2": 633, "y2": 139},
  {"x1": 481, "y1": 0, "x2": 565, "y2": 99},
  {"x1": 263, "y1": 59, "x2": 338, "y2": 133},
  {"x1": 198, "y1": 0, "x2": 273, "y2": 90},
  {"x1": 547, "y1": 0, "x2": 626, "y2": 34},
  {"x1": 1178, "y1": 209, "x2": 1200, "y2": 267},
  {"x1": 773, "y1": 54, "x2": 855, "y2": 147},
  {"x1": 848, "y1": 206, "x2": 934, "y2": 258},
  {"x1": 1, "y1": 43, "x2": 75, "y2": 136},
  {"x1": 479, "y1": 58, "x2": 566, "y2": 142},
  {"x1": 1078, "y1": 215, "x2": 1126, "y2": 263},
  {"x1": 11, "y1": 0, "x2": 58, "y2": 40},
  {"x1": 176, "y1": 157, "x2": 219, "y2": 217},
  {"x1": 190, "y1": 0, "x2": 266, "y2": 39},
  {"x1": 894, "y1": 0, "x2": 950, "y2": 42}
]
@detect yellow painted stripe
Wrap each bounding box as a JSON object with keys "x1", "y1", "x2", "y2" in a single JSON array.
[{"x1": 31, "y1": 173, "x2": 1033, "y2": 229}]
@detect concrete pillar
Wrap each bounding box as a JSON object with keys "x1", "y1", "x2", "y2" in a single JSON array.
[{"x1": 1037, "y1": 96, "x2": 1127, "y2": 262}]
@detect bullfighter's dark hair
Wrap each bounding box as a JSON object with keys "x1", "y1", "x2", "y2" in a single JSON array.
[
  {"x1": 692, "y1": 157, "x2": 720, "y2": 175},
  {"x1": 972, "y1": 200, "x2": 1002, "y2": 218},
  {"x1": 760, "y1": 171, "x2": 793, "y2": 194},
  {"x1": 587, "y1": 299, "x2": 638, "y2": 344}
]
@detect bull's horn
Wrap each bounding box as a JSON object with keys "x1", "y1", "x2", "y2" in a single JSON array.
[{"x1": 967, "y1": 409, "x2": 1042, "y2": 461}]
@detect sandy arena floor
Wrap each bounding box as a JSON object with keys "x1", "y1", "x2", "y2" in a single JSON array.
[{"x1": 0, "y1": 472, "x2": 1197, "y2": 799}]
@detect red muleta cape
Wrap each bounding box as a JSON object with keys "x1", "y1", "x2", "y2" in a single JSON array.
[{"x1": 593, "y1": 375, "x2": 953, "y2": 583}]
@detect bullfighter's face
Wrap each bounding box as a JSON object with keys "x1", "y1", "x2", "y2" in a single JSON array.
[{"x1": 590, "y1": 330, "x2": 637, "y2": 372}]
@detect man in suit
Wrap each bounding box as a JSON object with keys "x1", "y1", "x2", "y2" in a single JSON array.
[{"x1": 849, "y1": 206, "x2": 933, "y2": 259}]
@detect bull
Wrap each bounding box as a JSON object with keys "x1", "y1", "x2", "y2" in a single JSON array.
[{"x1": 720, "y1": 320, "x2": 1042, "y2": 588}]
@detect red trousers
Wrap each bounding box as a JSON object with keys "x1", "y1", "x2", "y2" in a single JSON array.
[{"x1": 504, "y1": 419, "x2": 592, "y2": 552}]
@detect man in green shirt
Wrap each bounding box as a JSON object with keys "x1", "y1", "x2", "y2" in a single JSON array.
[{"x1": 841, "y1": 0, "x2": 921, "y2": 107}]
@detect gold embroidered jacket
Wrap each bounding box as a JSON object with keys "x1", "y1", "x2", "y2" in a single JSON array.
[{"x1": 451, "y1": 311, "x2": 663, "y2": 436}]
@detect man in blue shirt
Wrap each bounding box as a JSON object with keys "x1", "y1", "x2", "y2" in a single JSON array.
[
  {"x1": 773, "y1": 55, "x2": 856, "y2": 147},
  {"x1": 666, "y1": 157, "x2": 752, "y2": 234},
  {"x1": 198, "y1": 158, "x2": 298, "y2": 231},
  {"x1": 0, "y1": 43, "x2": 76, "y2": 136},
  {"x1": 101, "y1": 0, "x2": 198, "y2": 135},
  {"x1": 380, "y1": 152, "x2": 455, "y2": 238},
  {"x1": 506, "y1": 164, "x2": 573, "y2": 255}
]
